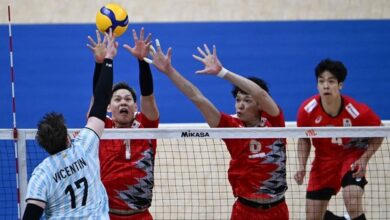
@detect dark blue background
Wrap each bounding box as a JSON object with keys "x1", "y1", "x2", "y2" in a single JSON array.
[
  {"x1": 0, "y1": 20, "x2": 390, "y2": 219},
  {"x1": 1, "y1": 20, "x2": 389, "y2": 129}
]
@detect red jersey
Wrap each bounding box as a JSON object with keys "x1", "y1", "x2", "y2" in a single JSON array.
[
  {"x1": 99, "y1": 112, "x2": 159, "y2": 211},
  {"x1": 297, "y1": 95, "x2": 381, "y2": 159},
  {"x1": 218, "y1": 109, "x2": 287, "y2": 199}
]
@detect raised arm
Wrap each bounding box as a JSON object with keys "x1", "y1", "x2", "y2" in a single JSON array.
[
  {"x1": 86, "y1": 30, "x2": 117, "y2": 137},
  {"x1": 123, "y1": 27, "x2": 159, "y2": 121},
  {"x1": 193, "y1": 44, "x2": 280, "y2": 117},
  {"x1": 86, "y1": 30, "x2": 108, "y2": 118},
  {"x1": 145, "y1": 40, "x2": 220, "y2": 127}
]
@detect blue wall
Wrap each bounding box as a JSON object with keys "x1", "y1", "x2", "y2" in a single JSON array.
[
  {"x1": 1, "y1": 20, "x2": 390, "y2": 129},
  {"x1": 0, "y1": 20, "x2": 390, "y2": 219}
]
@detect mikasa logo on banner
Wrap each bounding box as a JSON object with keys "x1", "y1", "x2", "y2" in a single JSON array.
[
  {"x1": 181, "y1": 130, "x2": 210, "y2": 137},
  {"x1": 343, "y1": 118, "x2": 352, "y2": 127}
]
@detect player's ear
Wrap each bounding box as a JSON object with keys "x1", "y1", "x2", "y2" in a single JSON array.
[
  {"x1": 66, "y1": 135, "x2": 71, "y2": 147},
  {"x1": 339, "y1": 82, "x2": 343, "y2": 90},
  {"x1": 133, "y1": 103, "x2": 138, "y2": 112}
]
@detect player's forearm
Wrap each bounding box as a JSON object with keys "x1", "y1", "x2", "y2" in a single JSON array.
[
  {"x1": 166, "y1": 67, "x2": 204, "y2": 103},
  {"x1": 223, "y1": 69, "x2": 279, "y2": 116},
  {"x1": 92, "y1": 63, "x2": 103, "y2": 94},
  {"x1": 23, "y1": 202, "x2": 44, "y2": 220},
  {"x1": 89, "y1": 59, "x2": 113, "y2": 121},
  {"x1": 139, "y1": 59, "x2": 154, "y2": 96},
  {"x1": 223, "y1": 70, "x2": 263, "y2": 96},
  {"x1": 166, "y1": 67, "x2": 220, "y2": 127},
  {"x1": 361, "y1": 137, "x2": 384, "y2": 162},
  {"x1": 88, "y1": 62, "x2": 103, "y2": 121},
  {"x1": 297, "y1": 138, "x2": 311, "y2": 171}
]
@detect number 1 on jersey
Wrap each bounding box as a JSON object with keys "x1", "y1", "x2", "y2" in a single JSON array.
[{"x1": 331, "y1": 137, "x2": 343, "y2": 145}]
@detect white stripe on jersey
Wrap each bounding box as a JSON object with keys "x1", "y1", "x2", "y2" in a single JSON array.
[
  {"x1": 26, "y1": 128, "x2": 109, "y2": 219},
  {"x1": 304, "y1": 98, "x2": 318, "y2": 113},
  {"x1": 345, "y1": 103, "x2": 360, "y2": 119}
]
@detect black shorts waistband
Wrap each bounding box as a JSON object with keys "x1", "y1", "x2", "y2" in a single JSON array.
[{"x1": 237, "y1": 196, "x2": 285, "y2": 209}]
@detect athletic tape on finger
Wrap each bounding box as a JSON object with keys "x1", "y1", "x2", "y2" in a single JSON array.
[
  {"x1": 150, "y1": 45, "x2": 156, "y2": 54},
  {"x1": 143, "y1": 57, "x2": 153, "y2": 64}
]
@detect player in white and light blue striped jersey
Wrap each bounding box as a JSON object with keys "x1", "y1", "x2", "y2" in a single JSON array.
[
  {"x1": 22, "y1": 29, "x2": 117, "y2": 220},
  {"x1": 26, "y1": 127, "x2": 109, "y2": 219}
]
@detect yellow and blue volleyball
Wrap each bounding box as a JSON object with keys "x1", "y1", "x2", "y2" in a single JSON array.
[{"x1": 96, "y1": 3, "x2": 129, "y2": 37}]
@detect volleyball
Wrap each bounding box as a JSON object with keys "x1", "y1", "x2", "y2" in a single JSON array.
[{"x1": 96, "y1": 3, "x2": 129, "y2": 37}]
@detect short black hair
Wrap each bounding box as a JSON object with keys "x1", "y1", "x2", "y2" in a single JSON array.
[
  {"x1": 315, "y1": 58, "x2": 347, "y2": 82},
  {"x1": 231, "y1": 76, "x2": 269, "y2": 97},
  {"x1": 112, "y1": 82, "x2": 137, "y2": 102},
  {"x1": 36, "y1": 112, "x2": 68, "y2": 155}
]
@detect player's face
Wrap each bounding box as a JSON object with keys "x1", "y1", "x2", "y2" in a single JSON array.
[
  {"x1": 109, "y1": 89, "x2": 137, "y2": 128},
  {"x1": 235, "y1": 92, "x2": 260, "y2": 125},
  {"x1": 317, "y1": 71, "x2": 343, "y2": 101}
]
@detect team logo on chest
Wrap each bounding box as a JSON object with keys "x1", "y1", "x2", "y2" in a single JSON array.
[
  {"x1": 343, "y1": 118, "x2": 352, "y2": 127},
  {"x1": 315, "y1": 115, "x2": 322, "y2": 124},
  {"x1": 260, "y1": 117, "x2": 267, "y2": 127}
]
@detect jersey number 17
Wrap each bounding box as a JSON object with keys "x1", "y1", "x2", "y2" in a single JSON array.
[{"x1": 65, "y1": 177, "x2": 88, "y2": 209}]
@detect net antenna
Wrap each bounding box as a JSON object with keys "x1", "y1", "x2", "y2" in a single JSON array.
[{"x1": 8, "y1": 4, "x2": 22, "y2": 220}]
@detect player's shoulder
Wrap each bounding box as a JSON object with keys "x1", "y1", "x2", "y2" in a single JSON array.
[
  {"x1": 75, "y1": 127, "x2": 99, "y2": 140},
  {"x1": 104, "y1": 115, "x2": 114, "y2": 128},
  {"x1": 342, "y1": 95, "x2": 369, "y2": 109},
  {"x1": 33, "y1": 155, "x2": 58, "y2": 180},
  {"x1": 136, "y1": 111, "x2": 159, "y2": 128},
  {"x1": 342, "y1": 95, "x2": 378, "y2": 119}
]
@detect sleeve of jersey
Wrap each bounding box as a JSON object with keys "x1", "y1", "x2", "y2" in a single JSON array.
[
  {"x1": 359, "y1": 106, "x2": 382, "y2": 126},
  {"x1": 217, "y1": 112, "x2": 239, "y2": 128},
  {"x1": 264, "y1": 106, "x2": 286, "y2": 127},
  {"x1": 74, "y1": 128, "x2": 99, "y2": 155},
  {"x1": 92, "y1": 63, "x2": 103, "y2": 94},
  {"x1": 139, "y1": 112, "x2": 159, "y2": 128},
  {"x1": 296, "y1": 104, "x2": 309, "y2": 127},
  {"x1": 25, "y1": 167, "x2": 48, "y2": 203}
]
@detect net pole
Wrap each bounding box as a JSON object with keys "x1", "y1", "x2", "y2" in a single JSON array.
[{"x1": 8, "y1": 4, "x2": 22, "y2": 220}]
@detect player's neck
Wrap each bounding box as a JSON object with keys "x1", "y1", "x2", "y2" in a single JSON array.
[
  {"x1": 244, "y1": 118, "x2": 261, "y2": 127},
  {"x1": 113, "y1": 120, "x2": 133, "y2": 128},
  {"x1": 321, "y1": 95, "x2": 343, "y2": 117}
]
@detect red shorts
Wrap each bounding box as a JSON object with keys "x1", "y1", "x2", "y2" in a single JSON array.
[
  {"x1": 307, "y1": 150, "x2": 364, "y2": 193},
  {"x1": 109, "y1": 209, "x2": 153, "y2": 220},
  {"x1": 230, "y1": 198, "x2": 289, "y2": 220}
]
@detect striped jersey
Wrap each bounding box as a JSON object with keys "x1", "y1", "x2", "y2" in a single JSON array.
[{"x1": 25, "y1": 128, "x2": 109, "y2": 219}]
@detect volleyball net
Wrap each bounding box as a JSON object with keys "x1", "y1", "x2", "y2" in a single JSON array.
[{"x1": 0, "y1": 125, "x2": 389, "y2": 219}]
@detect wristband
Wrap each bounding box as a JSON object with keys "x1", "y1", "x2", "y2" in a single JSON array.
[{"x1": 217, "y1": 67, "x2": 228, "y2": 78}]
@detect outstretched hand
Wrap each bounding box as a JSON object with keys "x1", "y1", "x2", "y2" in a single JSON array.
[
  {"x1": 87, "y1": 30, "x2": 107, "y2": 63},
  {"x1": 105, "y1": 29, "x2": 118, "y2": 60},
  {"x1": 123, "y1": 27, "x2": 152, "y2": 60},
  {"x1": 192, "y1": 44, "x2": 223, "y2": 75},
  {"x1": 144, "y1": 39, "x2": 174, "y2": 74}
]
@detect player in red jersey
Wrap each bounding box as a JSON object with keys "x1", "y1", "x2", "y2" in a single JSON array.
[
  {"x1": 145, "y1": 41, "x2": 288, "y2": 220},
  {"x1": 294, "y1": 59, "x2": 384, "y2": 220},
  {"x1": 87, "y1": 28, "x2": 159, "y2": 220}
]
